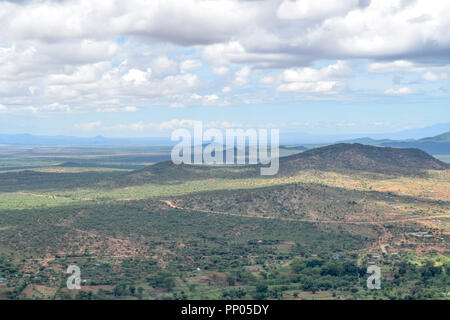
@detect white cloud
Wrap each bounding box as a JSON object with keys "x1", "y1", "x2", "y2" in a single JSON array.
[
  {"x1": 367, "y1": 60, "x2": 418, "y2": 73},
  {"x1": 122, "y1": 68, "x2": 151, "y2": 85},
  {"x1": 270, "y1": 61, "x2": 351, "y2": 94},
  {"x1": 74, "y1": 121, "x2": 102, "y2": 130},
  {"x1": 422, "y1": 71, "x2": 447, "y2": 81},
  {"x1": 123, "y1": 106, "x2": 139, "y2": 112},
  {"x1": 2, "y1": 0, "x2": 450, "y2": 66},
  {"x1": 169, "y1": 102, "x2": 185, "y2": 109},
  {"x1": 151, "y1": 56, "x2": 178, "y2": 77},
  {"x1": 203, "y1": 41, "x2": 296, "y2": 68},
  {"x1": 204, "y1": 94, "x2": 219, "y2": 102},
  {"x1": 1, "y1": 0, "x2": 261, "y2": 45},
  {"x1": 47, "y1": 62, "x2": 111, "y2": 85},
  {"x1": 301, "y1": 1, "x2": 450, "y2": 59},
  {"x1": 0, "y1": 102, "x2": 74, "y2": 115},
  {"x1": 42, "y1": 102, "x2": 72, "y2": 114},
  {"x1": 96, "y1": 106, "x2": 139, "y2": 113},
  {"x1": 233, "y1": 66, "x2": 251, "y2": 86},
  {"x1": 190, "y1": 93, "x2": 228, "y2": 106},
  {"x1": 280, "y1": 61, "x2": 351, "y2": 82},
  {"x1": 260, "y1": 76, "x2": 276, "y2": 85},
  {"x1": 384, "y1": 87, "x2": 414, "y2": 95},
  {"x1": 24, "y1": 106, "x2": 39, "y2": 114},
  {"x1": 212, "y1": 66, "x2": 230, "y2": 76},
  {"x1": 1, "y1": 0, "x2": 450, "y2": 118},
  {"x1": 96, "y1": 107, "x2": 121, "y2": 113},
  {"x1": 222, "y1": 86, "x2": 232, "y2": 93},
  {"x1": 277, "y1": 0, "x2": 360, "y2": 21},
  {"x1": 180, "y1": 59, "x2": 202, "y2": 72},
  {"x1": 130, "y1": 122, "x2": 145, "y2": 131},
  {"x1": 33, "y1": 62, "x2": 198, "y2": 108},
  {"x1": 277, "y1": 81, "x2": 339, "y2": 93},
  {"x1": 0, "y1": 40, "x2": 117, "y2": 82},
  {"x1": 155, "y1": 119, "x2": 198, "y2": 130},
  {"x1": 367, "y1": 61, "x2": 450, "y2": 77}
]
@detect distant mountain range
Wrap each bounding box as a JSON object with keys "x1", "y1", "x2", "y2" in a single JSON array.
[
  {"x1": 340, "y1": 131, "x2": 450, "y2": 154},
  {"x1": 280, "y1": 122, "x2": 450, "y2": 144},
  {"x1": 0, "y1": 134, "x2": 172, "y2": 146},
  {"x1": 0, "y1": 123, "x2": 449, "y2": 153}
]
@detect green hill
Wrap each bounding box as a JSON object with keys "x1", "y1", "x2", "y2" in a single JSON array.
[
  {"x1": 279, "y1": 143, "x2": 448, "y2": 175},
  {"x1": 105, "y1": 143, "x2": 448, "y2": 187}
]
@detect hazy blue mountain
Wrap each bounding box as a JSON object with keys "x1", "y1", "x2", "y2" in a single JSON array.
[
  {"x1": 418, "y1": 131, "x2": 450, "y2": 143},
  {"x1": 340, "y1": 131, "x2": 450, "y2": 154},
  {"x1": 1, "y1": 123, "x2": 449, "y2": 147},
  {"x1": 0, "y1": 134, "x2": 172, "y2": 146}
]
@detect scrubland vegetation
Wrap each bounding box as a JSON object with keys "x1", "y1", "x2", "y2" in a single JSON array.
[{"x1": 0, "y1": 145, "x2": 448, "y2": 300}]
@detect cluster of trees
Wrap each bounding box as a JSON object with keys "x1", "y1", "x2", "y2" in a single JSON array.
[{"x1": 146, "y1": 272, "x2": 176, "y2": 292}]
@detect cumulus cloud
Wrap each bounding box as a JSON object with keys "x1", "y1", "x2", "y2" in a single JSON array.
[
  {"x1": 367, "y1": 60, "x2": 418, "y2": 73},
  {"x1": 180, "y1": 59, "x2": 202, "y2": 72},
  {"x1": 190, "y1": 93, "x2": 228, "y2": 106},
  {"x1": 261, "y1": 61, "x2": 352, "y2": 94},
  {"x1": 47, "y1": 62, "x2": 110, "y2": 85},
  {"x1": 2, "y1": 0, "x2": 450, "y2": 66},
  {"x1": 422, "y1": 71, "x2": 447, "y2": 81},
  {"x1": 367, "y1": 60, "x2": 450, "y2": 89},
  {"x1": 277, "y1": 0, "x2": 362, "y2": 21},
  {"x1": 222, "y1": 86, "x2": 232, "y2": 93},
  {"x1": 0, "y1": 40, "x2": 117, "y2": 82},
  {"x1": 13, "y1": 59, "x2": 200, "y2": 109},
  {"x1": 212, "y1": 66, "x2": 230, "y2": 76},
  {"x1": 1, "y1": 0, "x2": 450, "y2": 119},
  {"x1": 202, "y1": 40, "x2": 298, "y2": 68},
  {"x1": 151, "y1": 56, "x2": 178, "y2": 77},
  {"x1": 0, "y1": 0, "x2": 262, "y2": 45},
  {"x1": 233, "y1": 66, "x2": 251, "y2": 86},
  {"x1": 169, "y1": 102, "x2": 185, "y2": 109},
  {"x1": 42, "y1": 102, "x2": 72, "y2": 114},
  {"x1": 96, "y1": 106, "x2": 139, "y2": 113},
  {"x1": 384, "y1": 87, "x2": 414, "y2": 95},
  {"x1": 122, "y1": 68, "x2": 152, "y2": 84},
  {"x1": 278, "y1": 81, "x2": 340, "y2": 93},
  {"x1": 0, "y1": 102, "x2": 75, "y2": 115}
]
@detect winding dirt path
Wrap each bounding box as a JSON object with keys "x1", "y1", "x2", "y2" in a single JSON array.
[{"x1": 161, "y1": 200, "x2": 448, "y2": 225}]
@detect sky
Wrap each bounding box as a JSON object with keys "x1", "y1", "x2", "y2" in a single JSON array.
[{"x1": 0, "y1": 0, "x2": 449, "y2": 137}]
